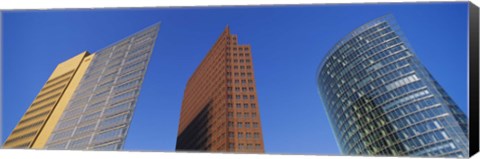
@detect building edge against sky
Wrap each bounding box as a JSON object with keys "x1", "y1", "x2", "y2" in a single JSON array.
[
  {"x1": 176, "y1": 26, "x2": 265, "y2": 153},
  {"x1": 3, "y1": 23, "x2": 160, "y2": 150},
  {"x1": 3, "y1": 52, "x2": 93, "y2": 148},
  {"x1": 316, "y1": 15, "x2": 469, "y2": 157},
  {"x1": 44, "y1": 23, "x2": 159, "y2": 150}
]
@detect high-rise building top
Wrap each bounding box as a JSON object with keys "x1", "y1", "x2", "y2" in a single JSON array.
[
  {"x1": 316, "y1": 15, "x2": 468, "y2": 157},
  {"x1": 44, "y1": 24, "x2": 159, "y2": 150},
  {"x1": 4, "y1": 23, "x2": 160, "y2": 151},
  {"x1": 176, "y1": 26, "x2": 265, "y2": 153}
]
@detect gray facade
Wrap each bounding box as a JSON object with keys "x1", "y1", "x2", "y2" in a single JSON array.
[
  {"x1": 44, "y1": 24, "x2": 159, "y2": 150},
  {"x1": 317, "y1": 15, "x2": 468, "y2": 157}
]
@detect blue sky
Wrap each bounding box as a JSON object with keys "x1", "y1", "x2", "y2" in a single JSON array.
[{"x1": 1, "y1": 2, "x2": 468, "y2": 155}]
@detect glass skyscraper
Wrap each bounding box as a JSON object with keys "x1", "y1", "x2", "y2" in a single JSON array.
[
  {"x1": 316, "y1": 15, "x2": 468, "y2": 157},
  {"x1": 43, "y1": 24, "x2": 159, "y2": 150}
]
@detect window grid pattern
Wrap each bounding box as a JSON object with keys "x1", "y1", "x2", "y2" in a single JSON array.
[
  {"x1": 45, "y1": 24, "x2": 159, "y2": 150},
  {"x1": 317, "y1": 15, "x2": 468, "y2": 158},
  {"x1": 176, "y1": 27, "x2": 264, "y2": 153}
]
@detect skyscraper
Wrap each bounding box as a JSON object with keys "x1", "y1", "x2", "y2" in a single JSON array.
[
  {"x1": 3, "y1": 52, "x2": 93, "y2": 149},
  {"x1": 176, "y1": 26, "x2": 265, "y2": 153},
  {"x1": 4, "y1": 24, "x2": 160, "y2": 150},
  {"x1": 316, "y1": 15, "x2": 469, "y2": 157}
]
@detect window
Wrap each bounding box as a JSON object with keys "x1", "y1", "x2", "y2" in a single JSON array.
[
  {"x1": 228, "y1": 122, "x2": 234, "y2": 127},
  {"x1": 86, "y1": 100, "x2": 105, "y2": 111},
  {"x1": 251, "y1": 104, "x2": 256, "y2": 108},
  {"x1": 47, "y1": 142, "x2": 67, "y2": 149},
  {"x1": 81, "y1": 111, "x2": 101, "y2": 123},
  {"x1": 99, "y1": 114, "x2": 128, "y2": 130},
  {"x1": 51, "y1": 130, "x2": 73, "y2": 141},
  {"x1": 242, "y1": 87, "x2": 247, "y2": 92},
  {"x1": 94, "y1": 90, "x2": 109, "y2": 98},
  {"x1": 98, "y1": 80, "x2": 114, "y2": 89},
  {"x1": 62, "y1": 107, "x2": 84, "y2": 119},
  {"x1": 243, "y1": 104, "x2": 249, "y2": 108},
  {"x1": 252, "y1": 113, "x2": 257, "y2": 118},
  {"x1": 235, "y1": 87, "x2": 240, "y2": 92},
  {"x1": 228, "y1": 112, "x2": 233, "y2": 118},
  {"x1": 111, "y1": 90, "x2": 136, "y2": 103},
  {"x1": 122, "y1": 61, "x2": 145, "y2": 73},
  {"x1": 104, "y1": 102, "x2": 130, "y2": 115},
  {"x1": 249, "y1": 87, "x2": 254, "y2": 91},
  {"x1": 237, "y1": 112, "x2": 242, "y2": 118},
  {"x1": 250, "y1": 95, "x2": 255, "y2": 100},
  {"x1": 237, "y1": 122, "x2": 243, "y2": 128},
  {"x1": 58, "y1": 118, "x2": 79, "y2": 129},
  {"x1": 253, "y1": 122, "x2": 259, "y2": 128},
  {"x1": 227, "y1": 103, "x2": 233, "y2": 108},
  {"x1": 93, "y1": 128, "x2": 124, "y2": 143},
  {"x1": 117, "y1": 70, "x2": 141, "y2": 83},
  {"x1": 229, "y1": 132, "x2": 234, "y2": 138},
  {"x1": 254, "y1": 133, "x2": 260, "y2": 139},
  {"x1": 69, "y1": 136, "x2": 90, "y2": 149},
  {"x1": 238, "y1": 144, "x2": 244, "y2": 150},
  {"x1": 243, "y1": 95, "x2": 248, "y2": 100},
  {"x1": 229, "y1": 143, "x2": 235, "y2": 151},
  {"x1": 236, "y1": 95, "x2": 241, "y2": 99},
  {"x1": 255, "y1": 144, "x2": 261, "y2": 150},
  {"x1": 244, "y1": 113, "x2": 249, "y2": 118},
  {"x1": 246, "y1": 133, "x2": 252, "y2": 139},
  {"x1": 245, "y1": 122, "x2": 251, "y2": 128},
  {"x1": 238, "y1": 132, "x2": 244, "y2": 138},
  {"x1": 75, "y1": 124, "x2": 95, "y2": 135}
]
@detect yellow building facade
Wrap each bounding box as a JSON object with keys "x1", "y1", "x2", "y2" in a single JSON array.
[
  {"x1": 3, "y1": 52, "x2": 94, "y2": 148},
  {"x1": 4, "y1": 23, "x2": 159, "y2": 150}
]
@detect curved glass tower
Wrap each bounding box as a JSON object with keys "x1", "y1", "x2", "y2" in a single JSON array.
[{"x1": 316, "y1": 15, "x2": 468, "y2": 157}]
